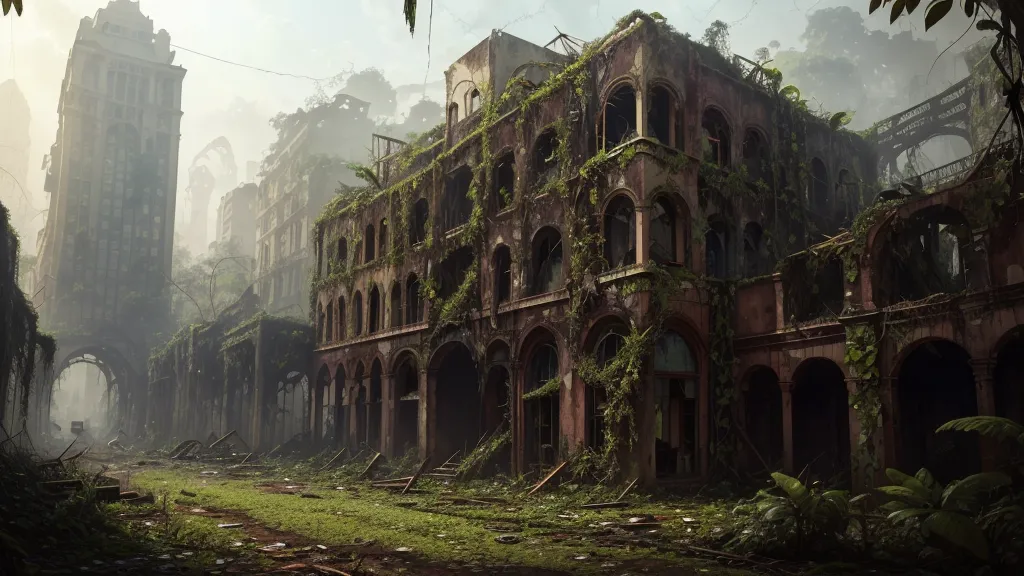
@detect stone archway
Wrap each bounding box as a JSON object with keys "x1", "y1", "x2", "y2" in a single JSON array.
[
  {"x1": 48, "y1": 343, "x2": 136, "y2": 443},
  {"x1": 792, "y1": 358, "x2": 851, "y2": 486},
  {"x1": 392, "y1": 353, "x2": 420, "y2": 457},
  {"x1": 431, "y1": 341, "x2": 480, "y2": 461},
  {"x1": 897, "y1": 339, "x2": 979, "y2": 483}
]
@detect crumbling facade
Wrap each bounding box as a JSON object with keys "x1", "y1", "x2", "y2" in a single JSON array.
[
  {"x1": 253, "y1": 94, "x2": 376, "y2": 318},
  {"x1": 0, "y1": 80, "x2": 33, "y2": 250},
  {"x1": 32, "y1": 0, "x2": 185, "y2": 435},
  {"x1": 216, "y1": 182, "x2": 258, "y2": 258},
  {"x1": 146, "y1": 290, "x2": 313, "y2": 449},
  {"x1": 307, "y1": 13, "x2": 872, "y2": 484}
]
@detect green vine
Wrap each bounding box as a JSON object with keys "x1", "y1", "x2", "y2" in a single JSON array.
[{"x1": 844, "y1": 322, "x2": 881, "y2": 489}]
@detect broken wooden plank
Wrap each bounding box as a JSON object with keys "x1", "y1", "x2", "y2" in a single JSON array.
[
  {"x1": 317, "y1": 448, "x2": 347, "y2": 472},
  {"x1": 616, "y1": 478, "x2": 638, "y2": 502},
  {"x1": 209, "y1": 429, "x2": 250, "y2": 451},
  {"x1": 581, "y1": 501, "x2": 629, "y2": 510},
  {"x1": 357, "y1": 452, "x2": 382, "y2": 480},
  {"x1": 240, "y1": 452, "x2": 255, "y2": 464},
  {"x1": 372, "y1": 482, "x2": 411, "y2": 489},
  {"x1": 402, "y1": 456, "x2": 432, "y2": 495},
  {"x1": 423, "y1": 472, "x2": 457, "y2": 478},
  {"x1": 526, "y1": 461, "x2": 567, "y2": 496},
  {"x1": 370, "y1": 476, "x2": 414, "y2": 485}
]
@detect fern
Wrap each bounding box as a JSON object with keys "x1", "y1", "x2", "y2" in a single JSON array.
[{"x1": 937, "y1": 416, "x2": 1024, "y2": 444}]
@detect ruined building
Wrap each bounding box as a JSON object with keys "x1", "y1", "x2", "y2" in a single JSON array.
[
  {"x1": 0, "y1": 80, "x2": 33, "y2": 251},
  {"x1": 305, "y1": 13, "x2": 876, "y2": 484},
  {"x1": 33, "y1": 0, "x2": 185, "y2": 434},
  {"x1": 216, "y1": 182, "x2": 258, "y2": 258},
  {"x1": 254, "y1": 94, "x2": 375, "y2": 318}
]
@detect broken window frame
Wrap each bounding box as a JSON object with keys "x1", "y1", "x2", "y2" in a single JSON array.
[
  {"x1": 602, "y1": 83, "x2": 638, "y2": 149},
  {"x1": 364, "y1": 224, "x2": 376, "y2": 262},
  {"x1": 406, "y1": 274, "x2": 423, "y2": 324},
  {"x1": 647, "y1": 83, "x2": 680, "y2": 149},
  {"x1": 390, "y1": 282, "x2": 402, "y2": 329},
  {"x1": 491, "y1": 152, "x2": 516, "y2": 212},
  {"x1": 443, "y1": 166, "x2": 473, "y2": 232},
  {"x1": 530, "y1": 227, "x2": 564, "y2": 296},
  {"x1": 653, "y1": 330, "x2": 699, "y2": 477},
  {"x1": 525, "y1": 341, "x2": 560, "y2": 468},
  {"x1": 493, "y1": 245, "x2": 512, "y2": 306},
  {"x1": 337, "y1": 237, "x2": 348, "y2": 267},
  {"x1": 650, "y1": 197, "x2": 680, "y2": 265},
  {"x1": 741, "y1": 128, "x2": 770, "y2": 184},
  {"x1": 701, "y1": 108, "x2": 731, "y2": 166},
  {"x1": 368, "y1": 286, "x2": 381, "y2": 334},
  {"x1": 533, "y1": 130, "x2": 559, "y2": 188},
  {"x1": 603, "y1": 195, "x2": 637, "y2": 270},
  {"x1": 705, "y1": 219, "x2": 730, "y2": 279},
  {"x1": 378, "y1": 218, "x2": 388, "y2": 256},
  {"x1": 411, "y1": 198, "x2": 429, "y2": 245}
]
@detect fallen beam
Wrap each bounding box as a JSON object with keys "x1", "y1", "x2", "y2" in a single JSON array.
[
  {"x1": 209, "y1": 429, "x2": 250, "y2": 452},
  {"x1": 526, "y1": 461, "x2": 567, "y2": 497},
  {"x1": 357, "y1": 452, "x2": 382, "y2": 480},
  {"x1": 402, "y1": 456, "x2": 432, "y2": 495},
  {"x1": 317, "y1": 448, "x2": 347, "y2": 472},
  {"x1": 616, "y1": 478, "x2": 638, "y2": 502},
  {"x1": 370, "y1": 476, "x2": 414, "y2": 485},
  {"x1": 581, "y1": 501, "x2": 629, "y2": 509}
]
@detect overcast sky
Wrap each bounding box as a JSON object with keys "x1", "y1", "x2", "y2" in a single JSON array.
[{"x1": 0, "y1": 0, "x2": 985, "y2": 254}]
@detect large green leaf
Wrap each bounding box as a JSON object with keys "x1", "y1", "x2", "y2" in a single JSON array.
[
  {"x1": 771, "y1": 472, "x2": 813, "y2": 514},
  {"x1": 914, "y1": 468, "x2": 944, "y2": 503},
  {"x1": 887, "y1": 507, "x2": 932, "y2": 523},
  {"x1": 922, "y1": 510, "x2": 989, "y2": 561},
  {"x1": 885, "y1": 468, "x2": 931, "y2": 502},
  {"x1": 877, "y1": 485, "x2": 930, "y2": 507},
  {"x1": 937, "y1": 416, "x2": 1024, "y2": 444},
  {"x1": 764, "y1": 504, "x2": 795, "y2": 521},
  {"x1": 941, "y1": 472, "x2": 1011, "y2": 509}
]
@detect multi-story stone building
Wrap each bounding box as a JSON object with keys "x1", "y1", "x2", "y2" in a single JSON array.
[
  {"x1": 33, "y1": 0, "x2": 185, "y2": 433},
  {"x1": 253, "y1": 93, "x2": 375, "y2": 318},
  {"x1": 216, "y1": 182, "x2": 258, "y2": 258},
  {"x1": 306, "y1": 13, "x2": 872, "y2": 483}
]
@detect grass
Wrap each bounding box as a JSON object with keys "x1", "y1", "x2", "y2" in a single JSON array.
[{"x1": 130, "y1": 462, "x2": 757, "y2": 574}]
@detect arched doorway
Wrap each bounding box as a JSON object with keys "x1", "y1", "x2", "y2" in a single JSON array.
[
  {"x1": 653, "y1": 330, "x2": 700, "y2": 477},
  {"x1": 898, "y1": 340, "x2": 979, "y2": 483},
  {"x1": 522, "y1": 330, "x2": 561, "y2": 472},
  {"x1": 334, "y1": 366, "x2": 347, "y2": 449},
  {"x1": 433, "y1": 342, "x2": 480, "y2": 460},
  {"x1": 276, "y1": 372, "x2": 309, "y2": 447},
  {"x1": 48, "y1": 351, "x2": 128, "y2": 443},
  {"x1": 393, "y1": 354, "x2": 420, "y2": 455},
  {"x1": 792, "y1": 359, "x2": 851, "y2": 486},
  {"x1": 743, "y1": 366, "x2": 782, "y2": 472},
  {"x1": 315, "y1": 364, "x2": 333, "y2": 443}
]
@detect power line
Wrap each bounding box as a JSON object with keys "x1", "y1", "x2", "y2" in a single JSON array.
[{"x1": 169, "y1": 43, "x2": 334, "y2": 81}]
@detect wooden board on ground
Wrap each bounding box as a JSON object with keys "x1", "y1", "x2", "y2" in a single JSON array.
[
  {"x1": 402, "y1": 456, "x2": 432, "y2": 495},
  {"x1": 526, "y1": 461, "x2": 567, "y2": 497},
  {"x1": 358, "y1": 452, "x2": 382, "y2": 479},
  {"x1": 317, "y1": 448, "x2": 346, "y2": 472}
]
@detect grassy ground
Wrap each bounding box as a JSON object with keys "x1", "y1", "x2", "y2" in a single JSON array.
[{"x1": 128, "y1": 458, "x2": 763, "y2": 575}]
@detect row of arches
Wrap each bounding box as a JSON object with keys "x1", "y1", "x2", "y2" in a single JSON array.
[
  {"x1": 601, "y1": 81, "x2": 683, "y2": 150},
  {"x1": 741, "y1": 328, "x2": 1024, "y2": 486},
  {"x1": 317, "y1": 274, "x2": 425, "y2": 344},
  {"x1": 320, "y1": 199, "x2": 431, "y2": 275}
]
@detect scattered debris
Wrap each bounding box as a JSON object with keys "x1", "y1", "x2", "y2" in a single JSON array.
[
  {"x1": 580, "y1": 501, "x2": 629, "y2": 510},
  {"x1": 218, "y1": 523, "x2": 243, "y2": 529},
  {"x1": 317, "y1": 448, "x2": 347, "y2": 472},
  {"x1": 494, "y1": 534, "x2": 520, "y2": 544},
  {"x1": 357, "y1": 452, "x2": 382, "y2": 479},
  {"x1": 209, "y1": 429, "x2": 249, "y2": 452},
  {"x1": 402, "y1": 456, "x2": 432, "y2": 495},
  {"x1": 526, "y1": 462, "x2": 567, "y2": 496},
  {"x1": 168, "y1": 440, "x2": 202, "y2": 459},
  {"x1": 616, "y1": 478, "x2": 638, "y2": 501}
]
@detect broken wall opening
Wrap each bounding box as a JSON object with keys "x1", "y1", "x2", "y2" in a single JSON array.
[
  {"x1": 898, "y1": 340, "x2": 979, "y2": 484},
  {"x1": 533, "y1": 129, "x2": 558, "y2": 188},
  {"x1": 701, "y1": 108, "x2": 731, "y2": 166},
  {"x1": 877, "y1": 206, "x2": 973, "y2": 306},
  {"x1": 792, "y1": 359, "x2": 850, "y2": 487},
  {"x1": 438, "y1": 247, "x2": 476, "y2": 301},
  {"x1": 493, "y1": 246, "x2": 512, "y2": 307},
  {"x1": 784, "y1": 256, "x2": 845, "y2": 322},
  {"x1": 742, "y1": 129, "x2": 769, "y2": 184},
  {"x1": 406, "y1": 274, "x2": 423, "y2": 323},
  {"x1": 411, "y1": 198, "x2": 428, "y2": 244}
]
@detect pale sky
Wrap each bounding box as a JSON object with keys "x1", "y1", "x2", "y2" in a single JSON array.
[{"x1": 0, "y1": 0, "x2": 985, "y2": 254}]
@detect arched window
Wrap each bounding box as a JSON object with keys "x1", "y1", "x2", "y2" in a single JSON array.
[
  {"x1": 743, "y1": 221, "x2": 766, "y2": 277},
  {"x1": 470, "y1": 89, "x2": 481, "y2": 113},
  {"x1": 368, "y1": 286, "x2": 381, "y2": 334},
  {"x1": 325, "y1": 302, "x2": 334, "y2": 343},
  {"x1": 448, "y1": 103, "x2": 459, "y2": 128},
  {"x1": 378, "y1": 218, "x2": 388, "y2": 256},
  {"x1": 443, "y1": 166, "x2": 473, "y2": 231},
  {"x1": 390, "y1": 282, "x2": 402, "y2": 329},
  {"x1": 337, "y1": 297, "x2": 346, "y2": 340},
  {"x1": 742, "y1": 129, "x2": 769, "y2": 183},
  {"x1": 337, "y1": 237, "x2": 348, "y2": 266},
  {"x1": 493, "y1": 245, "x2": 512, "y2": 305},
  {"x1": 533, "y1": 129, "x2": 558, "y2": 186},
  {"x1": 647, "y1": 85, "x2": 678, "y2": 148},
  {"x1": 406, "y1": 274, "x2": 423, "y2": 324},
  {"x1": 354, "y1": 292, "x2": 363, "y2": 336},
  {"x1": 588, "y1": 331, "x2": 624, "y2": 449},
  {"x1": 492, "y1": 152, "x2": 515, "y2": 212},
  {"x1": 705, "y1": 219, "x2": 730, "y2": 279},
  {"x1": 810, "y1": 158, "x2": 829, "y2": 213},
  {"x1": 654, "y1": 330, "x2": 699, "y2": 476},
  {"x1": 438, "y1": 246, "x2": 475, "y2": 300},
  {"x1": 603, "y1": 195, "x2": 636, "y2": 269},
  {"x1": 702, "y1": 108, "x2": 731, "y2": 166},
  {"x1": 603, "y1": 83, "x2": 637, "y2": 148},
  {"x1": 364, "y1": 224, "x2": 376, "y2": 262},
  {"x1": 525, "y1": 340, "x2": 560, "y2": 467},
  {"x1": 650, "y1": 198, "x2": 677, "y2": 264},
  {"x1": 531, "y1": 227, "x2": 564, "y2": 295},
  {"x1": 411, "y1": 198, "x2": 428, "y2": 244}
]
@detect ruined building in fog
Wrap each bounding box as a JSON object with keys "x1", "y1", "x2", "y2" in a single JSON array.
[
  {"x1": 32, "y1": 0, "x2": 185, "y2": 434},
  {"x1": 0, "y1": 80, "x2": 34, "y2": 252},
  {"x1": 253, "y1": 94, "x2": 375, "y2": 318},
  {"x1": 216, "y1": 182, "x2": 258, "y2": 259},
  {"x1": 306, "y1": 12, "x2": 1024, "y2": 488}
]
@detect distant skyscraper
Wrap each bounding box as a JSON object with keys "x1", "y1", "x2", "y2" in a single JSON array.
[{"x1": 33, "y1": 0, "x2": 186, "y2": 433}]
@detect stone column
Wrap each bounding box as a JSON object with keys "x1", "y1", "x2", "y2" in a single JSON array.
[
  {"x1": 780, "y1": 380, "x2": 794, "y2": 475},
  {"x1": 419, "y1": 369, "x2": 433, "y2": 461},
  {"x1": 971, "y1": 358, "x2": 998, "y2": 470},
  {"x1": 881, "y1": 376, "x2": 899, "y2": 472},
  {"x1": 382, "y1": 372, "x2": 395, "y2": 458}
]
